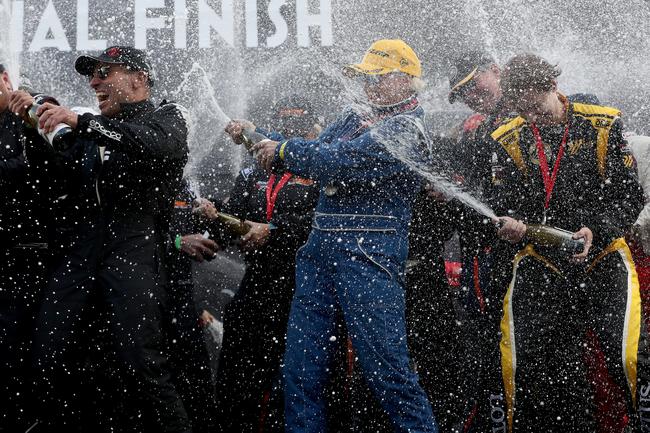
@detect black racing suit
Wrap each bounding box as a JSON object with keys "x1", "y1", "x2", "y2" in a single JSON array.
[
  {"x1": 0, "y1": 111, "x2": 50, "y2": 432},
  {"x1": 452, "y1": 103, "x2": 517, "y2": 433},
  {"x1": 214, "y1": 165, "x2": 318, "y2": 433},
  {"x1": 164, "y1": 180, "x2": 217, "y2": 433},
  {"x1": 455, "y1": 94, "x2": 602, "y2": 433},
  {"x1": 406, "y1": 189, "x2": 474, "y2": 433},
  {"x1": 455, "y1": 103, "x2": 513, "y2": 318},
  {"x1": 30, "y1": 100, "x2": 192, "y2": 433},
  {"x1": 487, "y1": 99, "x2": 647, "y2": 432}
]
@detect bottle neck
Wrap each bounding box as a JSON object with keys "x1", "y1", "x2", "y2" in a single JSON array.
[{"x1": 26, "y1": 103, "x2": 40, "y2": 128}]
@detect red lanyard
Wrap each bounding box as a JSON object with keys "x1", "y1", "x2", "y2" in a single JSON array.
[
  {"x1": 266, "y1": 172, "x2": 292, "y2": 222},
  {"x1": 530, "y1": 122, "x2": 570, "y2": 210}
]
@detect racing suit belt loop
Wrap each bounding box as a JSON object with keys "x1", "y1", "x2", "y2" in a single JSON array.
[{"x1": 312, "y1": 212, "x2": 402, "y2": 233}]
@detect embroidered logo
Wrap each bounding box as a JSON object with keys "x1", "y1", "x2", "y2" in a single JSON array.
[
  {"x1": 289, "y1": 177, "x2": 315, "y2": 186},
  {"x1": 88, "y1": 119, "x2": 122, "y2": 142},
  {"x1": 568, "y1": 138, "x2": 587, "y2": 155},
  {"x1": 106, "y1": 47, "x2": 121, "y2": 58},
  {"x1": 240, "y1": 167, "x2": 254, "y2": 180}
]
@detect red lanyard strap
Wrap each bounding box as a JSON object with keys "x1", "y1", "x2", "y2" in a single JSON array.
[
  {"x1": 266, "y1": 172, "x2": 292, "y2": 222},
  {"x1": 530, "y1": 122, "x2": 570, "y2": 210}
]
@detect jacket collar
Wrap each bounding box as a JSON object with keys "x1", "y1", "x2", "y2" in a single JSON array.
[
  {"x1": 113, "y1": 99, "x2": 155, "y2": 121},
  {"x1": 360, "y1": 95, "x2": 420, "y2": 128},
  {"x1": 370, "y1": 94, "x2": 420, "y2": 115}
]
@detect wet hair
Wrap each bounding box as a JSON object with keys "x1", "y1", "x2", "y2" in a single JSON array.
[{"x1": 500, "y1": 54, "x2": 561, "y2": 102}]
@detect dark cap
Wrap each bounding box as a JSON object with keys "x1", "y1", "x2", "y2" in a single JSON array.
[
  {"x1": 272, "y1": 95, "x2": 316, "y2": 136},
  {"x1": 75, "y1": 46, "x2": 155, "y2": 86},
  {"x1": 273, "y1": 95, "x2": 313, "y2": 119},
  {"x1": 448, "y1": 50, "x2": 496, "y2": 104}
]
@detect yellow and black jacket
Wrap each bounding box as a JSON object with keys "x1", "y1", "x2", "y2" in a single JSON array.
[{"x1": 487, "y1": 99, "x2": 643, "y2": 257}]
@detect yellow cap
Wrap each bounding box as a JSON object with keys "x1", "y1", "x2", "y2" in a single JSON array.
[{"x1": 345, "y1": 39, "x2": 422, "y2": 78}]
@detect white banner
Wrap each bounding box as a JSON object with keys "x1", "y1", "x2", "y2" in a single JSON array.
[{"x1": 10, "y1": 0, "x2": 333, "y2": 52}]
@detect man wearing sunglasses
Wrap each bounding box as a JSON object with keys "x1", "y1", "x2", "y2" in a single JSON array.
[
  {"x1": 9, "y1": 46, "x2": 192, "y2": 432},
  {"x1": 247, "y1": 39, "x2": 438, "y2": 433}
]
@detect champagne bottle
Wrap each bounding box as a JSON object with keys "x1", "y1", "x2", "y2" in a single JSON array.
[
  {"x1": 525, "y1": 224, "x2": 585, "y2": 254},
  {"x1": 26, "y1": 95, "x2": 73, "y2": 147},
  {"x1": 216, "y1": 212, "x2": 250, "y2": 235},
  {"x1": 240, "y1": 127, "x2": 268, "y2": 152}
]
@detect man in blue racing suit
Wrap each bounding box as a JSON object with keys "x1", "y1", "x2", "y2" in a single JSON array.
[{"x1": 248, "y1": 39, "x2": 439, "y2": 433}]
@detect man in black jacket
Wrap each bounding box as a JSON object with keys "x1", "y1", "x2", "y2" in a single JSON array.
[
  {"x1": 162, "y1": 179, "x2": 219, "y2": 433},
  {"x1": 216, "y1": 96, "x2": 320, "y2": 432},
  {"x1": 0, "y1": 65, "x2": 51, "y2": 433},
  {"x1": 10, "y1": 46, "x2": 192, "y2": 432},
  {"x1": 492, "y1": 53, "x2": 647, "y2": 432},
  {"x1": 446, "y1": 51, "x2": 608, "y2": 432},
  {"x1": 446, "y1": 51, "x2": 517, "y2": 432}
]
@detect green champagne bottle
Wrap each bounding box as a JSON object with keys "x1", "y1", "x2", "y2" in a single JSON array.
[
  {"x1": 525, "y1": 224, "x2": 585, "y2": 255},
  {"x1": 216, "y1": 212, "x2": 250, "y2": 236},
  {"x1": 26, "y1": 95, "x2": 73, "y2": 147},
  {"x1": 240, "y1": 127, "x2": 268, "y2": 152}
]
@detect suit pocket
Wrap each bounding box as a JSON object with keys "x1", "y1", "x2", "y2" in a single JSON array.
[{"x1": 354, "y1": 232, "x2": 405, "y2": 281}]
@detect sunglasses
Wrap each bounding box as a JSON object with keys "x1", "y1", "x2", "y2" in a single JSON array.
[{"x1": 89, "y1": 65, "x2": 112, "y2": 81}]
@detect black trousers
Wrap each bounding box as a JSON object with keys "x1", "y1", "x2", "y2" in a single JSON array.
[
  {"x1": 500, "y1": 241, "x2": 649, "y2": 432},
  {"x1": 214, "y1": 260, "x2": 295, "y2": 433},
  {"x1": 32, "y1": 220, "x2": 191, "y2": 433},
  {"x1": 163, "y1": 280, "x2": 217, "y2": 433},
  {"x1": 0, "y1": 247, "x2": 48, "y2": 433},
  {"x1": 406, "y1": 259, "x2": 476, "y2": 433},
  {"x1": 463, "y1": 245, "x2": 514, "y2": 433}
]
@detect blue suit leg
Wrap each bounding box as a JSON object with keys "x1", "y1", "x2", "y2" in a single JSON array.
[
  {"x1": 284, "y1": 235, "x2": 339, "y2": 433},
  {"x1": 336, "y1": 233, "x2": 439, "y2": 433}
]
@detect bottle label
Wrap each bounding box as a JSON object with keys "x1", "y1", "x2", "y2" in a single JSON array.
[{"x1": 40, "y1": 123, "x2": 72, "y2": 146}]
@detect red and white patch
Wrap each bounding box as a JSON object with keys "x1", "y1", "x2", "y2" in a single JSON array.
[{"x1": 106, "y1": 47, "x2": 121, "y2": 58}]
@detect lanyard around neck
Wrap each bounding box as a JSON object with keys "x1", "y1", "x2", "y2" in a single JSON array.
[
  {"x1": 266, "y1": 172, "x2": 292, "y2": 222},
  {"x1": 530, "y1": 121, "x2": 570, "y2": 211}
]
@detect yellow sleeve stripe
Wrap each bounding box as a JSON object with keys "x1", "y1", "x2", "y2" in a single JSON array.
[
  {"x1": 571, "y1": 103, "x2": 621, "y2": 177},
  {"x1": 279, "y1": 141, "x2": 288, "y2": 161},
  {"x1": 490, "y1": 117, "x2": 528, "y2": 175},
  {"x1": 572, "y1": 102, "x2": 621, "y2": 119},
  {"x1": 491, "y1": 116, "x2": 526, "y2": 141}
]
